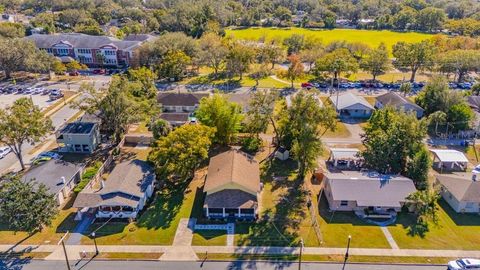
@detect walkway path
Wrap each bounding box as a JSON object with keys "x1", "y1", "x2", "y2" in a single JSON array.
[
  {"x1": 65, "y1": 215, "x2": 94, "y2": 245},
  {"x1": 226, "y1": 223, "x2": 234, "y2": 246},
  {"x1": 381, "y1": 227, "x2": 399, "y2": 250},
  {"x1": 160, "y1": 218, "x2": 198, "y2": 261}
]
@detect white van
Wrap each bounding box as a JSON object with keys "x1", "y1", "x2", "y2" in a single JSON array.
[{"x1": 448, "y1": 259, "x2": 480, "y2": 270}]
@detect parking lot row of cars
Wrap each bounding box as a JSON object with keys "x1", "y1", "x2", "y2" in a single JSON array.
[
  {"x1": 301, "y1": 81, "x2": 475, "y2": 90},
  {"x1": 0, "y1": 86, "x2": 64, "y2": 100}
]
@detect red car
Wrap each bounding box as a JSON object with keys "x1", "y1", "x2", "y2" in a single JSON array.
[
  {"x1": 301, "y1": 82, "x2": 313, "y2": 89},
  {"x1": 93, "y1": 69, "x2": 106, "y2": 75},
  {"x1": 69, "y1": 71, "x2": 79, "y2": 76}
]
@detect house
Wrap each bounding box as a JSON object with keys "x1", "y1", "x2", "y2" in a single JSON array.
[
  {"x1": 436, "y1": 174, "x2": 480, "y2": 213},
  {"x1": 157, "y1": 92, "x2": 208, "y2": 113},
  {"x1": 375, "y1": 92, "x2": 424, "y2": 118},
  {"x1": 328, "y1": 148, "x2": 360, "y2": 169},
  {"x1": 160, "y1": 113, "x2": 193, "y2": 127},
  {"x1": 329, "y1": 93, "x2": 374, "y2": 118},
  {"x1": 203, "y1": 149, "x2": 261, "y2": 220},
  {"x1": 73, "y1": 159, "x2": 155, "y2": 220},
  {"x1": 228, "y1": 93, "x2": 251, "y2": 112},
  {"x1": 430, "y1": 149, "x2": 469, "y2": 172},
  {"x1": 56, "y1": 122, "x2": 101, "y2": 153},
  {"x1": 22, "y1": 160, "x2": 84, "y2": 206},
  {"x1": 323, "y1": 171, "x2": 416, "y2": 214},
  {"x1": 25, "y1": 33, "x2": 152, "y2": 68},
  {"x1": 467, "y1": 96, "x2": 480, "y2": 127}
]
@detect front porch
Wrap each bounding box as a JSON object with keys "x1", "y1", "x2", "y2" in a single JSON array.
[
  {"x1": 75, "y1": 205, "x2": 138, "y2": 220},
  {"x1": 204, "y1": 207, "x2": 256, "y2": 221}
]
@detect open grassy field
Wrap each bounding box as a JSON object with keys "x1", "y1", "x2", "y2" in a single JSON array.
[{"x1": 226, "y1": 28, "x2": 435, "y2": 52}]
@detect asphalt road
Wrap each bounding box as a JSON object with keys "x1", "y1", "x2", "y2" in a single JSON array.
[{"x1": 0, "y1": 259, "x2": 448, "y2": 270}]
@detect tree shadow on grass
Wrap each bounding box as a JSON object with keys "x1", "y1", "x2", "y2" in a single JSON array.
[
  {"x1": 392, "y1": 211, "x2": 429, "y2": 238},
  {"x1": 439, "y1": 198, "x2": 480, "y2": 226},
  {"x1": 261, "y1": 159, "x2": 299, "y2": 193}
]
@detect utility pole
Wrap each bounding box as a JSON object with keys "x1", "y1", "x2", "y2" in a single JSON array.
[
  {"x1": 298, "y1": 238, "x2": 304, "y2": 270},
  {"x1": 91, "y1": 232, "x2": 99, "y2": 255},
  {"x1": 58, "y1": 231, "x2": 71, "y2": 270},
  {"x1": 342, "y1": 235, "x2": 351, "y2": 270}
]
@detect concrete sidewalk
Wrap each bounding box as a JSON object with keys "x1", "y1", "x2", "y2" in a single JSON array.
[{"x1": 2, "y1": 244, "x2": 480, "y2": 260}]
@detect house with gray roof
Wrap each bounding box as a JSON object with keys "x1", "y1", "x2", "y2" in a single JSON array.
[
  {"x1": 73, "y1": 159, "x2": 155, "y2": 220},
  {"x1": 436, "y1": 174, "x2": 480, "y2": 213},
  {"x1": 375, "y1": 92, "x2": 424, "y2": 118},
  {"x1": 22, "y1": 160, "x2": 84, "y2": 206},
  {"x1": 323, "y1": 171, "x2": 416, "y2": 215},
  {"x1": 157, "y1": 92, "x2": 209, "y2": 126},
  {"x1": 329, "y1": 93, "x2": 374, "y2": 118},
  {"x1": 26, "y1": 33, "x2": 152, "y2": 67},
  {"x1": 56, "y1": 122, "x2": 100, "y2": 153}
]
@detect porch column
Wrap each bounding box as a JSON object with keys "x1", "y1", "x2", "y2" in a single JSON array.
[
  {"x1": 238, "y1": 208, "x2": 241, "y2": 217},
  {"x1": 451, "y1": 162, "x2": 454, "y2": 169},
  {"x1": 347, "y1": 160, "x2": 351, "y2": 167},
  {"x1": 438, "y1": 161, "x2": 442, "y2": 169},
  {"x1": 334, "y1": 159, "x2": 338, "y2": 166},
  {"x1": 222, "y1": 208, "x2": 225, "y2": 218},
  {"x1": 205, "y1": 207, "x2": 209, "y2": 217}
]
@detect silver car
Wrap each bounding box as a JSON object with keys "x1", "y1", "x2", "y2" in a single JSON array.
[{"x1": 0, "y1": 146, "x2": 12, "y2": 159}]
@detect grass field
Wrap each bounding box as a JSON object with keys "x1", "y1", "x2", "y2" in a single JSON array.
[
  {"x1": 226, "y1": 28, "x2": 435, "y2": 52},
  {"x1": 191, "y1": 230, "x2": 227, "y2": 246}
]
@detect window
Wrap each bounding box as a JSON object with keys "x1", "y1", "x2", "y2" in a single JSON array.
[
  {"x1": 57, "y1": 48, "x2": 69, "y2": 55},
  {"x1": 340, "y1": 200, "x2": 348, "y2": 206},
  {"x1": 82, "y1": 145, "x2": 90, "y2": 152},
  {"x1": 74, "y1": 144, "x2": 81, "y2": 152}
]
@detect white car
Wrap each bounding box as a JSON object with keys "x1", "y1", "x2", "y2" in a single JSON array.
[
  {"x1": 448, "y1": 258, "x2": 480, "y2": 270},
  {"x1": 0, "y1": 146, "x2": 12, "y2": 159}
]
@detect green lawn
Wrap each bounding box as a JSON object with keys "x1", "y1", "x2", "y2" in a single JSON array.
[
  {"x1": 191, "y1": 230, "x2": 227, "y2": 246},
  {"x1": 0, "y1": 209, "x2": 76, "y2": 245},
  {"x1": 226, "y1": 28, "x2": 435, "y2": 54},
  {"x1": 388, "y1": 199, "x2": 480, "y2": 250},
  {"x1": 316, "y1": 194, "x2": 390, "y2": 248},
  {"x1": 81, "y1": 177, "x2": 204, "y2": 245}
]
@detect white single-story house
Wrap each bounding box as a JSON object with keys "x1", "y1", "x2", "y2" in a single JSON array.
[
  {"x1": 436, "y1": 174, "x2": 480, "y2": 213},
  {"x1": 430, "y1": 149, "x2": 469, "y2": 172},
  {"x1": 329, "y1": 93, "x2": 374, "y2": 118},
  {"x1": 73, "y1": 159, "x2": 155, "y2": 220},
  {"x1": 375, "y1": 92, "x2": 424, "y2": 118},
  {"x1": 203, "y1": 149, "x2": 261, "y2": 220},
  {"x1": 323, "y1": 171, "x2": 416, "y2": 214},
  {"x1": 328, "y1": 148, "x2": 360, "y2": 169},
  {"x1": 22, "y1": 160, "x2": 84, "y2": 206}
]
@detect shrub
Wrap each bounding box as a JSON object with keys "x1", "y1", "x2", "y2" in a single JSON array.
[
  {"x1": 241, "y1": 136, "x2": 262, "y2": 153},
  {"x1": 74, "y1": 161, "x2": 103, "y2": 193}
]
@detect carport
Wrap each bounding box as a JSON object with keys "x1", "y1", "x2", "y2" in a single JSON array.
[{"x1": 430, "y1": 149, "x2": 469, "y2": 171}]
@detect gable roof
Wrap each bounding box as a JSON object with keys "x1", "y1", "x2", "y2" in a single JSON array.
[
  {"x1": 26, "y1": 33, "x2": 143, "y2": 51},
  {"x1": 326, "y1": 171, "x2": 416, "y2": 207},
  {"x1": 157, "y1": 93, "x2": 208, "y2": 107},
  {"x1": 22, "y1": 160, "x2": 83, "y2": 195},
  {"x1": 73, "y1": 159, "x2": 155, "y2": 208},
  {"x1": 204, "y1": 149, "x2": 260, "y2": 196},
  {"x1": 376, "y1": 92, "x2": 424, "y2": 111},
  {"x1": 329, "y1": 93, "x2": 374, "y2": 111},
  {"x1": 330, "y1": 148, "x2": 360, "y2": 160},
  {"x1": 437, "y1": 174, "x2": 480, "y2": 202},
  {"x1": 430, "y1": 149, "x2": 469, "y2": 163}
]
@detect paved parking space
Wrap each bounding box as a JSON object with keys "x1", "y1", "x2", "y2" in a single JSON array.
[{"x1": 0, "y1": 93, "x2": 55, "y2": 110}]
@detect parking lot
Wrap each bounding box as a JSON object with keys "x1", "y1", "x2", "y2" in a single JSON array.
[{"x1": 0, "y1": 92, "x2": 57, "y2": 110}]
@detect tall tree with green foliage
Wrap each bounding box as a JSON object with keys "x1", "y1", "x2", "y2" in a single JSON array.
[
  {"x1": 151, "y1": 118, "x2": 171, "y2": 140},
  {"x1": 225, "y1": 42, "x2": 255, "y2": 80},
  {"x1": 392, "y1": 40, "x2": 435, "y2": 82},
  {"x1": 0, "y1": 22, "x2": 25, "y2": 38},
  {"x1": 0, "y1": 38, "x2": 53, "y2": 78},
  {"x1": 406, "y1": 146, "x2": 431, "y2": 190},
  {"x1": 149, "y1": 124, "x2": 215, "y2": 183},
  {"x1": 406, "y1": 188, "x2": 440, "y2": 236},
  {"x1": 245, "y1": 90, "x2": 277, "y2": 136},
  {"x1": 360, "y1": 43, "x2": 390, "y2": 81},
  {"x1": 361, "y1": 107, "x2": 427, "y2": 174},
  {"x1": 0, "y1": 178, "x2": 58, "y2": 233},
  {"x1": 285, "y1": 54, "x2": 304, "y2": 88},
  {"x1": 196, "y1": 93, "x2": 244, "y2": 145},
  {"x1": 157, "y1": 50, "x2": 191, "y2": 81},
  {"x1": 437, "y1": 50, "x2": 480, "y2": 83},
  {"x1": 198, "y1": 32, "x2": 228, "y2": 77},
  {"x1": 0, "y1": 98, "x2": 53, "y2": 170},
  {"x1": 313, "y1": 48, "x2": 359, "y2": 80},
  {"x1": 127, "y1": 67, "x2": 158, "y2": 98}
]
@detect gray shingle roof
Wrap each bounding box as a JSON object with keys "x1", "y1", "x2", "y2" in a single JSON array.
[
  {"x1": 326, "y1": 172, "x2": 416, "y2": 208},
  {"x1": 204, "y1": 189, "x2": 257, "y2": 209},
  {"x1": 22, "y1": 160, "x2": 83, "y2": 195},
  {"x1": 376, "y1": 92, "x2": 424, "y2": 112},
  {"x1": 437, "y1": 174, "x2": 480, "y2": 202},
  {"x1": 157, "y1": 93, "x2": 208, "y2": 107},
  {"x1": 329, "y1": 93, "x2": 374, "y2": 111},
  {"x1": 26, "y1": 33, "x2": 143, "y2": 51}
]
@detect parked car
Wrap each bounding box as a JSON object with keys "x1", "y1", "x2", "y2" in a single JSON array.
[
  {"x1": 42, "y1": 88, "x2": 51, "y2": 95},
  {"x1": 0, "y1": 146, "x2": 12, "y2": 159},
  {"x1": 448, "y1": 258, "x2": 480, "y2": 270},
  {"x1": 49, "y1": 89, "x2": 64, "y2": 100},
  {"x1": 35, "y1": 151, "x2": 61, "y2": 161},
  {"x1": 301, "y1": 82, "x2": 313, "y2": 89},
  {"x1": 69, "y1": 71, "x2": 79, "y2": 76},
  {"x1": 93, "y1": 69, "x2": 106, "y2": 75}
]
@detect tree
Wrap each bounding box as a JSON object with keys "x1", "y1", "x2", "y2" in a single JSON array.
[
  {"x1": 393, "y1": 7, "x2": 417, "y2": 30},
  {"x1": 0, "y1": 38, "x2": 52, "y2": 78},
  {"x1": 416, "y1": 7, "x2": 446, "y2": 32},
  {"x1": 360, "y1": 43, "x2": 390, "y2": 81},
  {"x1": 437, "y1": 50, "x2": 480, "y2": 83},
  {"x1": 447, "y1": 103, "x2": 474, "y2": 132},
  {"x1": 400, "y1": 83, "x2": 412, "y2": 96},
  {"x1": 225, "y1": 42, "x2": 255, "y2": 80},
  {"x1": 406, "y1": 146, "x2": 431, "y2": 190},
  {"x1": 248, "y1": 64, "x2": 270, "y2": 88},
  {"x1": 149, "y1": 124, "x2": 215, "y2": 183},
  {"x1": 157, "y1": 50, "x2": 191, "y2": 81},
  {"x1": 0, "y1": 178, "x2": 58, "y2": 233},
  {"x1": 75, "y1": 78, "x2": 139, "y2": 143},
  {"x1": 283, "y1": 34, "x2": 305, "y2": 55},
  {"x1": 406, "y1": 188, "x2": 440, "y2": 236},
  {"x1": 245, "y1": 90, "x2": 277, "y2": 136},
  {"x1": 314, "y1": 48, "x2": 359, "y2": 80},
  {"x1": 472, "y1": 83, "x2": 480, "y2": 96},
  {"x1": 65, "y1": 60, "x2": 87, "y2": 72},
  {"x1": 392, "y1": 40, "x2": 435, "y2": 82},
  {"x1": 127, "y1": 67, "x2": 158, "y2": 98},
  {"x1": 285, "y1": 54, "x2": 304, "y2": 88},
  {"x1": 292, "y1": 124, "x2": 323, "y2": 179},
  {"x1": 300, "y1": 46, "x2": 324, "y2": 72},
  {"x1": 198, "y1": 32, "x2": 228, "y2": 77},
  {"x1": 257, "y1": 42, "x2": 285, "y2": 69},
  {"x1": 0, "y1": 22, "x2": 24, "y2": 38},
  {"x1": 52, "y1": 60, "x2": 66, "y2": 75},
  {"x1": 196, "y1": 93, "x2": 243, "y2": 145},
  {"x1": 428, "y1": 111, "x2": 447, "y2": 134},
  {"x1": 0, "y1": 98, "x2": 53, "y2": 170},
  {"x1": 361, "y1": 107, "x2": 427, "y2": 174},
  {"x1": 151, "y1": 119, "x2": 171, "y2": 140}
]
